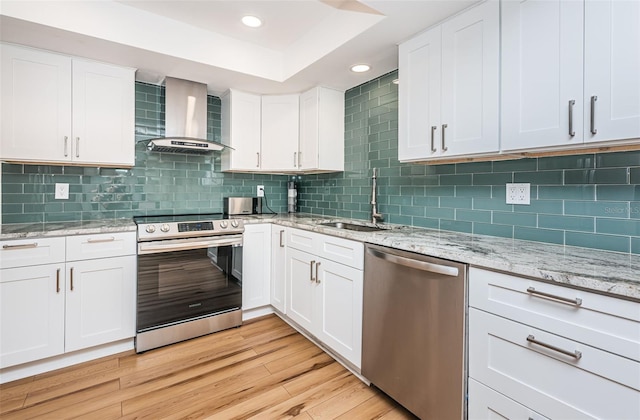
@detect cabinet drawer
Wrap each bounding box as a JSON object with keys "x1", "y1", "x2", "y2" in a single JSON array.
[
  {"x1": 0, "y1": 237, "x2": 65, "y2": 269},
  {"x1": 469, "y1": 308, "x2": 640, "y2": 420},
  {"x1": 287, "y1": 228, "x2": 363, "y2": 269},
  {"x1": 468, "y1": 379, "x2": 549, "y2": 420},
  {"x1": 66, "y1": 232, "x2": 136, "y2": 261},
  {"x1": 469, "y1": 267, "x2": 640, "y2": 361}
]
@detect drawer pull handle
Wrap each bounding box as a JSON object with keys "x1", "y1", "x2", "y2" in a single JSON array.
[
  {"x1": 86, "y1": 237, "x2": 116, "y2": 244},
  {"x1": 2, "y1": 242, "x2": 38, "y2": 250},
  {"x1": 526, "y1": 287, "x2": 582, "y2": 306},
  {"x1": 526, "y1": 335, "x2": 582, "y2": 360}
]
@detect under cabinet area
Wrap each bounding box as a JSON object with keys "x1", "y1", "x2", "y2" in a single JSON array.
[
  {"x1": 0, "y1": 233, "x2": 136, "y2": 371},
  {"x1": 285, "y1": 228, "x2": 363, "y2": 369},
  {"x1": 0, "y1": 43, "x2": 135, "y2": 167},
  {"x1": 468, "y1": 267, "x2": 640, "y2": 419},
  {"x1": 398, "y1": 0, "x2": 499, "y2": 162}
]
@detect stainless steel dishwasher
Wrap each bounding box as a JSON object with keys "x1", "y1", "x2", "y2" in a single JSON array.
[{"x1": 362, "y1": 243, "x2": 467, "y2": 420}]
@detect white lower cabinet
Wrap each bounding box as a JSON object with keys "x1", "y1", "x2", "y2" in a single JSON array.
[
  {"x1": 64, "y1": 256, "x2": 136, "y2": 352},
  {"x1": 285, "y1": 228, "x2": 363, "y2": 369},
  {"x1": 468, "y1": 267, "x2": 640, "y2": 420},
  {"x1": 270, "y1": 227, "x2": 287, "y2": 313},
  {"x1": 468, "y1": 378, "x2": 549, "y2": 420},
  {"x1": 0, "y1": 263, "x2": 66, "y2": 368},
  {"x1": 0, "y1": 232, "x2": 136, "y2": 370},
  {"x1": 242, "y1": 224, "x2": 272, "y2": 310}
]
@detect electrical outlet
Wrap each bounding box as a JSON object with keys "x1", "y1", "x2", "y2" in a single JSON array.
[
  {"x1": 55, "y1": 183, "x2": 69, "y2": 200},
  {"x1": 257, "y1": 185, "x2": 265, "y2": 197},
  {"x1": 506, "y1": 183, "x2": 530, "y2": 205}
]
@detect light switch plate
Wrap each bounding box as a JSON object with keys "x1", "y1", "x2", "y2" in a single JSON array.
[
  {"x1": 506, "y1": 183, "x2": 530, "y2": 205},
  {"x1": 55, "y1": 183, "x2": 69, "y2": 200}
]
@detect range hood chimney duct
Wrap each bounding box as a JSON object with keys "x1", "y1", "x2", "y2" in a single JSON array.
[{"x1": 145, "y1": 77, "x2": 229, "y2": 154}]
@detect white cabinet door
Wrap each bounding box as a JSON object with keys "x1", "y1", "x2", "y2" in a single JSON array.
[
  {"x1": 440, "y1": 0, "x2": 499, "y2": 157},
  {"x1": 468, "y1": 379, "x2": 550, "y2": 420},
  {"x1": 286, "y1": 247, "x2": 315, "y2": 332},
  {"x1": 71, "y1": 59, "x2": 134, "y2": 166},
  {"x1": 584, "y1": 0, "x2": 640, "y2": 144},
  {"x1": 315, "y1": 258, "x2": 363, "y2": 368},
  {"x1": 1, "y1": 44, "x2": 71, "y2": 163},
  {"x1": 242, "y1": 224, "x2": 271, "y2": 310},
  {"x1": 501, "y1": 0, "x2": 585, "y2": 151},
  {"x1": 221, "y1": 89, "x2": 262, "y2": 171},
  {"x1": 398, "y1": 1, "x2": 499, "y2": 161},
  {"x1": 261, "y1": 94, "x2": 299, "y2": 171},
  {"x1": 65, "y1": 256, "x2": 136, "y2": 352},
  {"x1": 271, "y1": 227, "x2": 287, "y2": 313},
  {"x1": 398, "y1": 25, "x2": 441, "y2": 161},
  {"x1": 299, "y1": 87, "x2": 344, "y2": 172},
  {"x1": 0, "y1": 264, "x2": 65, "y2": 368}
]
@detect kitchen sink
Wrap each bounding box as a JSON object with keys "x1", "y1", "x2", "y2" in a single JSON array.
[{"x1": 320, "y1": 222, "x2": 385, "y2": 232}]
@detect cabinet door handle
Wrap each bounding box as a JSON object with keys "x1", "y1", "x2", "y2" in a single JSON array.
[
  {"x1": 310, "y1": 260, "x2": 316, "y2": 282},
  {"x1": 430, "y1": 126, "x2": 437, "y2": 152},
  {"x1": 526, "y1": 335, "x2": 582, "y2": 360},
  {"x1": 298, "y1": 151, "x2": 301, "y2": 167},
  {"x1": 293, "y1": 152, "x2": 297, "y2": 167},
  {"x1": 315, "y1": 262, "x2": 321, "y2": 283},
  {"x1": 526, "y1": 287, "x2": 582, "y2": 306},
  {"x1": 86, "y1": 236, "x2": 115, "y2": 244},
  {"x1": 590, "y1": 95, "x2": 598, "y2": 135},
  {"x1": 75, "y1": 137, "x2": 80, "y2": 158},
  {"x1": 2, "y1": 242, "x2": 38, "y2": 250},
  {"x1": 256, "y1": 152, "x2": 260, "y2": 168},
  {"x1": 441, "y1": 124, "x2": 448, "y2": 152},
  {"x1": 279, "y1": 230, "x2": 285, "y2": 247},
  {"x1": 568, "y1": 100, "x2": 576, "y2": 137},
  {"x1": 64, "y1": 136, "x2": 69, "y2": 157},
  {"x1": 70, "y1": 267, "x2": 74, "y2": 291},
  {"x1": 56, "y1": 268, "x2": 61, "y2": 293}
]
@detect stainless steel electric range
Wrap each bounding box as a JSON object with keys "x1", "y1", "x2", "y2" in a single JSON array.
[{"x1": 133, "y1": 213, "x2": 244, "y2": 352}]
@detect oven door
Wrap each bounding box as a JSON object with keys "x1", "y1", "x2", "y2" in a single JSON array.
[{"x1": 136, "y1": 235, "x2": 243, "y2": 333}]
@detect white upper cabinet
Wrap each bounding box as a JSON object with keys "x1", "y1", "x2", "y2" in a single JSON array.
[
  {"x1": 502, "y1": 0, "x2": 640, "y2": 152},
  {"x1": 1, "y1": 43, "x2": 135, "y2": 167},
  {"x1": 584, "y1": 0, "x2": 640, "y2": 144},
  {"x1": 398, "y1": 1, "x2": 499, "y2": 162},
  {"x1": 298, "y1": 86, "x2": 345, "y2": 172},
  {"x1": 261, "y1": 94, "x2": 299, "y2": 172},
  {"x1": 221, "y1": 89, "x2": 262, "y2": 171}
]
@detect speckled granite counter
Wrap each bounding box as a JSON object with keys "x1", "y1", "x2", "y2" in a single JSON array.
[
  {"x1": 2, "y1": 214, "x2": 639, "y2": 301},
  {"x1": 0, "y1": 219, "x2": 136, "y2": 239},
  {"x1": 245, "y1": 213, "x2": 640, "y2": 301}
]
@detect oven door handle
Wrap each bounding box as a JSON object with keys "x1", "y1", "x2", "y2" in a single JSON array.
[{"x1": 138, "y1": 236, "x2": 243, "y2": 255}]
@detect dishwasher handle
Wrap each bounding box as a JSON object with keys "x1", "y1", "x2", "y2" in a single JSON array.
[{"x1": 367, "y1": 247, "x2": 459, "y2": 277}]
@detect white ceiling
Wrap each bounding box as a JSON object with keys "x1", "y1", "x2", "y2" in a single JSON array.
[{"x1": 0, "y1": 0, "x2": 478, "y2": 96}]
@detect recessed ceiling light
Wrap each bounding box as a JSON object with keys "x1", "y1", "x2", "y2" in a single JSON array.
[
  {"x1": 350, "y1": 64, "x2": 371, "y2": 73},
  {"x1": 242, "y1": 15, "x2": 262, "y2": 28}
]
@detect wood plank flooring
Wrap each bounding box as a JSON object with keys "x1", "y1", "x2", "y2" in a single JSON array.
[{"x1": 0, "y1": 315, "x2": 417, "y2": 419}]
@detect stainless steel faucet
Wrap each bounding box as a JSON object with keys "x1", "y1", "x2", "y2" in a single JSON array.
[{"x1": 371, "y1": 168, "x2": 384, "y2": 224}]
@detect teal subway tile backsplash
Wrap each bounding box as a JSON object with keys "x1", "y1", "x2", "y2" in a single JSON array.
[
  {"x1": 3, "y1": 74, "x2": 640, "y2": 254},
  {"x1": 297, "y1": 70, "x2": 640, "y2": 254},
  {"x1": 1, "y1": 82, "x2": 288, "y2": 223}
]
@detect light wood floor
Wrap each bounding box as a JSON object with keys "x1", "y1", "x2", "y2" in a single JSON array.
[{"x1": 0, "y1": 315, "x2": 417, "y2": 419}]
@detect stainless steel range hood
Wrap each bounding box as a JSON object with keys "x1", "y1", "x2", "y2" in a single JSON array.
[{"x1": 146, "y1": 77, "x2": 229, "y2": 154}]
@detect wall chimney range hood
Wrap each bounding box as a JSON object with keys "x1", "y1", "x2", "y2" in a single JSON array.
[{"x1": 145, "y1": 77, "x2": 230, "y2": 154}]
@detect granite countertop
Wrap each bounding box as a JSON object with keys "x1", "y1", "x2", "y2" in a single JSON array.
[
  {"x1": 0, "y1": 218, "x2": 136, "y2": 239},
  {"x1": 2, "y1": 213, "x2": 639, "y2": 301},
  {"x1": 246, "y1": 213, "x2": 640, "y2": 301}
]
